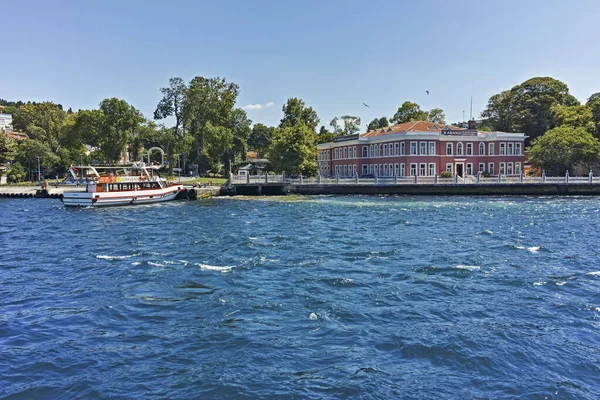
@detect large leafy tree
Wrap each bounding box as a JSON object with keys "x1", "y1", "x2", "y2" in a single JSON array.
[
  {"x1": 340, "y1": 115, "x2": 361, "y2": 135},
  {"x1": 316, "y1": 125, "x2": 335, "y2": 144},
  {"x1": 587, "y1": 96, "x2": 600, "y2": 138},
  {"x1": 528, "y1": 126, "x2": 600, "y2": 175},
  {"x1": 279, "y1": 98, "x2": 320, "y2": 133},
  {"x1": 184, "y1": 76, "x2": 239, "y2": 173},
  {"x1": 269, "y1": 124, "x2": 318, "y2": 176},
  {"x1": 480, "y1": 90, "x2": 517, "y2": 132},
  {"x1": 390, "y1": 101, "x2": 428, "y2": 124},
  {"x1": 249, "y1": 123, "x2": 275, "y2": 158},
  {"x1": 0, "y1": 134, "x2": 17, "y2": 164},
  {"x1": 16, "y1": 139, "x2": 60, "y2": 179},
  {"x1": 154, "y1": 77, "x2": 187, "y2": 175},
  {"x1": 509, "y1": 77, "x2": 578, "y2": 140},
  {"x1": 13, "y1": 102, "x2": 66, "y2": 152},
  {"x1": 551, "y1": 104, "x2": 594, "y2": 132},
  {"x1": 428, "y1": 108, "x2": 446, "y2": 124},
  {"x1": 367, "y1": 117, "x2": 390, "y2": 131}
]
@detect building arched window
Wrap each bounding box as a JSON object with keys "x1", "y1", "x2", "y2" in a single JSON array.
[
  {"x1": 479, "y1": 142, "x2": 485, "y2": 155},
  {"x1": 457, "y1": 142, "x2": 463, "y2": 156},
  {"x1": 369, "y1": 145, "x2": 374, "y2": 158}
]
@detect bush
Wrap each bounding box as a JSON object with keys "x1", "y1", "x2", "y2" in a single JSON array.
[
  {"x1": 440, "y1": 171, "x2": 452, "y2": 178},
  {"x1": 7, "y1": 162, "x2": 27, "y2": 183}
]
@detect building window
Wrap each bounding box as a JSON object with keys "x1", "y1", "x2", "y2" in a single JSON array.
[
  {"x1": 479, "y1": 142, "x2": 485, "y2": 155},
  {"x1": 383, "y1": 164, "x2": 388, "y2": 176},
  {"x1": 488, "y1": 143, "x2": 494, "y2": 156},
  {"x1": 379, "y1": 144, "x2": 383, "y2": 157},
  {"x1": 400, "y1": 142, "x2": 406, "y2": 155},
  {"x1": 410, "y1": 163, "x2": 417, "y2": 176},
  {"x1": 515, "y1": 143, "x2": 522, "y2": 155},
  {"x1": 429, "y1": 163, "x2": 435, "y2": 176},
  {"x1": 343, "y1": 147, "x2": 347, "y2": 159},
  {"x1": 500, "y1": 143, "x2": 506, "y2": 155},
  {"x1": 362, "y1": 146, "x2": 368, "y2": 158},
  {"x1": 394, "y1": 163, "x2": 399, "y2": 176},
  {"x1": 369, "y1": 145, "x2": 373, "y2": 158},
  {"x1": 394, "y1": 143, "x2": 399, "y2": 156},
  {"x1": 343, "y1": 165, "x2": 348, "y2": 176},
  {"x1": 368, "y1": 164, "x2": 373, "y2": 175},
  {"x1": 446, "y1": 143, "x2": 452, "y2": 155},
  {"x1": 457, "y1": 142, "x2": 463, "y2": 156},
  {"x1": 507, "y1": 162, "x2": 513, "y2": 175},
  {"x1": 515, "y1": 162, "x2": 521, "y2": 173},
  {"x1": 384, "y1": 144, "x2": 388, "y2": 157},
  {"x1": 488, "y1": 163, "x2": 494, "y2": 175},
  {"x1": 499, "y1": 162, "x2": 505, "y2": 174},
  {"x1": 446, "y1": 163, "x2": 453, "y2": 173},
  {"x1": 466, "y1": 143, "x2": 473, "y2": 155},
  {"x1": 400, "y1": 163, "x2": 406, "y2": 176},
  {"x1": 429, "y1": 142, "x2": 436, "y2": 155},
  {"x1": 420, "y1": 142, "x2": 427, "y2": 155},
  {"x1": 420, "y1": 163, "x2": 426, "y2": 176},
  {"x1": 335, "y1": 165, "x2": 339, "y2": 175},
  {"x1": 410, "y1": 142, "x2": 417, "y2": 155},
  {"x1": 334, "y1": 148, "x2": 338, "y2": 159},
  {"x1": 479, "y1": 163, "x2": 485, "y2": 173},
  {"x1": 467, "y1": 163, "x2": 472, "y2": 175},
  {"x1": 389, "y1": 164, "x2": 393, "y2": 176},
  {"x1": 362, "y1": 165, "x2": 368, "y2": 175},
  {"x1": 507, "y1": 143, "x2": 514, "y2": 155}
]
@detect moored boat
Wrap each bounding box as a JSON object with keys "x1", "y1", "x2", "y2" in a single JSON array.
[{"x1": 62, "y1": 163, "x2": 184, "y2": 207}]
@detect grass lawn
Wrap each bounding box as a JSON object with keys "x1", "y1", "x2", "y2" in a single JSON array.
[{"x1": 178, "y1": 177, "x2": 227, "y2": 186}]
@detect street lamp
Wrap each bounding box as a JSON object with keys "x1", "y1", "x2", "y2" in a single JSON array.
[{"x1": 36, "y1": 156, "x2": 41, "y2": 182}]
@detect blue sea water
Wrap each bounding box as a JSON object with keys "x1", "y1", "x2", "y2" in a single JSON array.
[{"x1": 1, "y1": 195, "x2": 600, "y2": 399}]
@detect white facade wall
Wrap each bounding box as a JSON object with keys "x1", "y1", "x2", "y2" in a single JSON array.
[{"x1": 0, "y1": 113, "x2": 13, "y2": 132}]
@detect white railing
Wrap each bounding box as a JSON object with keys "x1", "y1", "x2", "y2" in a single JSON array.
[{"x1": 231, "y1": 173, "x2": 600, "y2": 186}]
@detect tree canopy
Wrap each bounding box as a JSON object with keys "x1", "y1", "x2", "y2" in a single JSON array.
[
  {"x1": 279, "y1": 98, "x2": 320, "y2": 132},
  {"x1": 528, "y1": 126, "x2": 600, "y2": 175},
  {"x1": 269, "y1": 124, "x2": 318, "y2": 176}
]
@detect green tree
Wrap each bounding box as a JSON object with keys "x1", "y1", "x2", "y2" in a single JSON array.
[
  {"x1": 12, "y1": 102, "x2": 66, "y2": 152},
  {"x1": 367, "y1": 117, "x2": 390, "y2": 131},
  {"x1": 390, "y1": 101, "x2": 428, "y2": 124},
  {"x1": 269, "y1": 124, "x2": 318, "y2": 176},
  {"x1": 6, "y1": 162, "x2": 26, "y2": 183},
  {"x1": 340, "y1": 115, "x2": 361, "y2": 135},
  {"x1": 509, "y1": 77, "x2": 579, "y2": 140},
  {"x1": 528, "y1": 126, "x2": 600, "y2": 175},
  {"x1": 154, "y1": 77, "x2": 187, "y2": 175},
  {"x1": 587, "y1": 96, "x2": 600, "y2": 137},
  {"x1": 480, "y1": 90, "x2": 517, "y2": 132},
  {"x1": 249, "y1": 123, "x2": 274, "y2": 158},
  {"x1": 184, "y1": 76, "x2": 239, "y2": 172},
  {"x1": 279, "y1": 98, "x2": 320, "y2": 132},
  {"x1": 316, "y1": 125, "x2": 335, "y2": 144},
  {"x1": 551, "y1": 104, "x2": 594, "y2": 132},
  {"x1": 428, "y1": 108, "x2": 446, "y2": 124},
  {"x1": 16, "y1": 139, "x2": 60, "y2": 179},
  {"x1": 329, "y1": 117, "x2": 342, "y2": 135},
  {"x1": 97, "y1": 98, "x2": 143, "y2": 163},
  {"x1": 0, "y1": 134, "x2": 17, "y2": 164}
]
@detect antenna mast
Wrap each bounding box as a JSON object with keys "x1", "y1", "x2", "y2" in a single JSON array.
[{"x1": 470, "y1": 97, "x2": 473, "y2": 120}]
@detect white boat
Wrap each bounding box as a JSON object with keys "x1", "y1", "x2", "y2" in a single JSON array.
[{"x1": 62, "y1": 163, "x2": 185, "y2": 207}]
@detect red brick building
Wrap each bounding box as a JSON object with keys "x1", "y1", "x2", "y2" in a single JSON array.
[{"x1": 317, "y1": 121, "x2": 526, "y2": 178}]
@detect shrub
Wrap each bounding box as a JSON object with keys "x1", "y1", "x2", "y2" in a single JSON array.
[{"x1": 440, "y1": 171, "x2": 452, "y2": 178}]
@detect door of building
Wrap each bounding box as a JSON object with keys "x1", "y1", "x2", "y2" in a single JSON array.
[{"x1": 455, "y1": 163, "x2": 464, "y2": 178}]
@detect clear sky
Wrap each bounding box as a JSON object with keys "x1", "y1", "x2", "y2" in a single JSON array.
[{"x1": 2, "y1": 0, "x2": 599, "y2": 130}]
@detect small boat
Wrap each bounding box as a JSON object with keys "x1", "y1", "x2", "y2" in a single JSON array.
[{"x1": 62, "y1": 163, "x2": 184, "y2": 207}]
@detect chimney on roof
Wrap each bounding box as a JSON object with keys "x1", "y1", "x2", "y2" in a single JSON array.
[{"x1": 468, "y1": 119, "x2": 477, "y2": 130}]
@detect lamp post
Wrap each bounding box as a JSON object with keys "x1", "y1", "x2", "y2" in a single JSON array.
[{"x1": 36, "y1": 156, "x2": 41, "y2": 182}]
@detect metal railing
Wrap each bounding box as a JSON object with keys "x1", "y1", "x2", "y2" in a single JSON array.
[{"x1": 230, "y1": 171, "x2": 600, "y2": 186}]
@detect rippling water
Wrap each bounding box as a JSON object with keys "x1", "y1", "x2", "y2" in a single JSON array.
[{"x1": 1, "y1": 195, "x2": 600, "y2": 399}]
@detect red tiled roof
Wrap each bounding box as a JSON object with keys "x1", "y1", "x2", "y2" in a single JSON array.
[
  {"x1": 2, "y1": 131, "x2": 29, "y2": 141},
  {"x1": 361, "y1": 121, "x2": 463, "y2": 138}
]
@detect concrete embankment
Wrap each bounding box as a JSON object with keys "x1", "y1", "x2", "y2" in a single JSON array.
[{"x1": 288, "y1": 183, "x2": 600, "y2": 196}]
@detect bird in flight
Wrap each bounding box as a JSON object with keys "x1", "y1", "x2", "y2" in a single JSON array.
[
  {"x1": 426, "y1": 90, "x2": 430, "y2": 95},
  {"x1": 363, "y1": 103, "x2": 369, "y2": 107}
]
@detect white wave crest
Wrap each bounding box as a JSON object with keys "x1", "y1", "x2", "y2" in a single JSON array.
[
  {"x1": 96, "y1": 254, "x2": 135, "y2": 260},
  {"x1": 527, "y1": 246, "x2": 541, "y2": 253},
  {"x1": 455, "y1": 265, "x2": 480, "y2": 271},
  {"x1": 588, "y1": 271, "x2": 600, "y2": 276},
  {"x1": 196, "y1": 263, "x2": 233, "y2": 273}
]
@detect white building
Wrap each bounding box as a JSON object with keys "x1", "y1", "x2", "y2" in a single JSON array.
[{"x1": 0, "y1": 113, "x2": 13, "y2": 132}]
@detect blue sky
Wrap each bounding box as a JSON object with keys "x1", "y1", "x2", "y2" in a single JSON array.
[{"x1": 2, "y1": 0, "x2": 599, "y2": 130}]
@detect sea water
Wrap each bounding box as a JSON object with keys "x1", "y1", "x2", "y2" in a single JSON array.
[{"x1": 1, "y1": 196, "x2": 599, "y2": 399}]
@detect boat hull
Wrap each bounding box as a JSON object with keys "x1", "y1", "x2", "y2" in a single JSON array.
[{"x1": 62, "y1": 186, "x2": 184, "y2": 207}]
